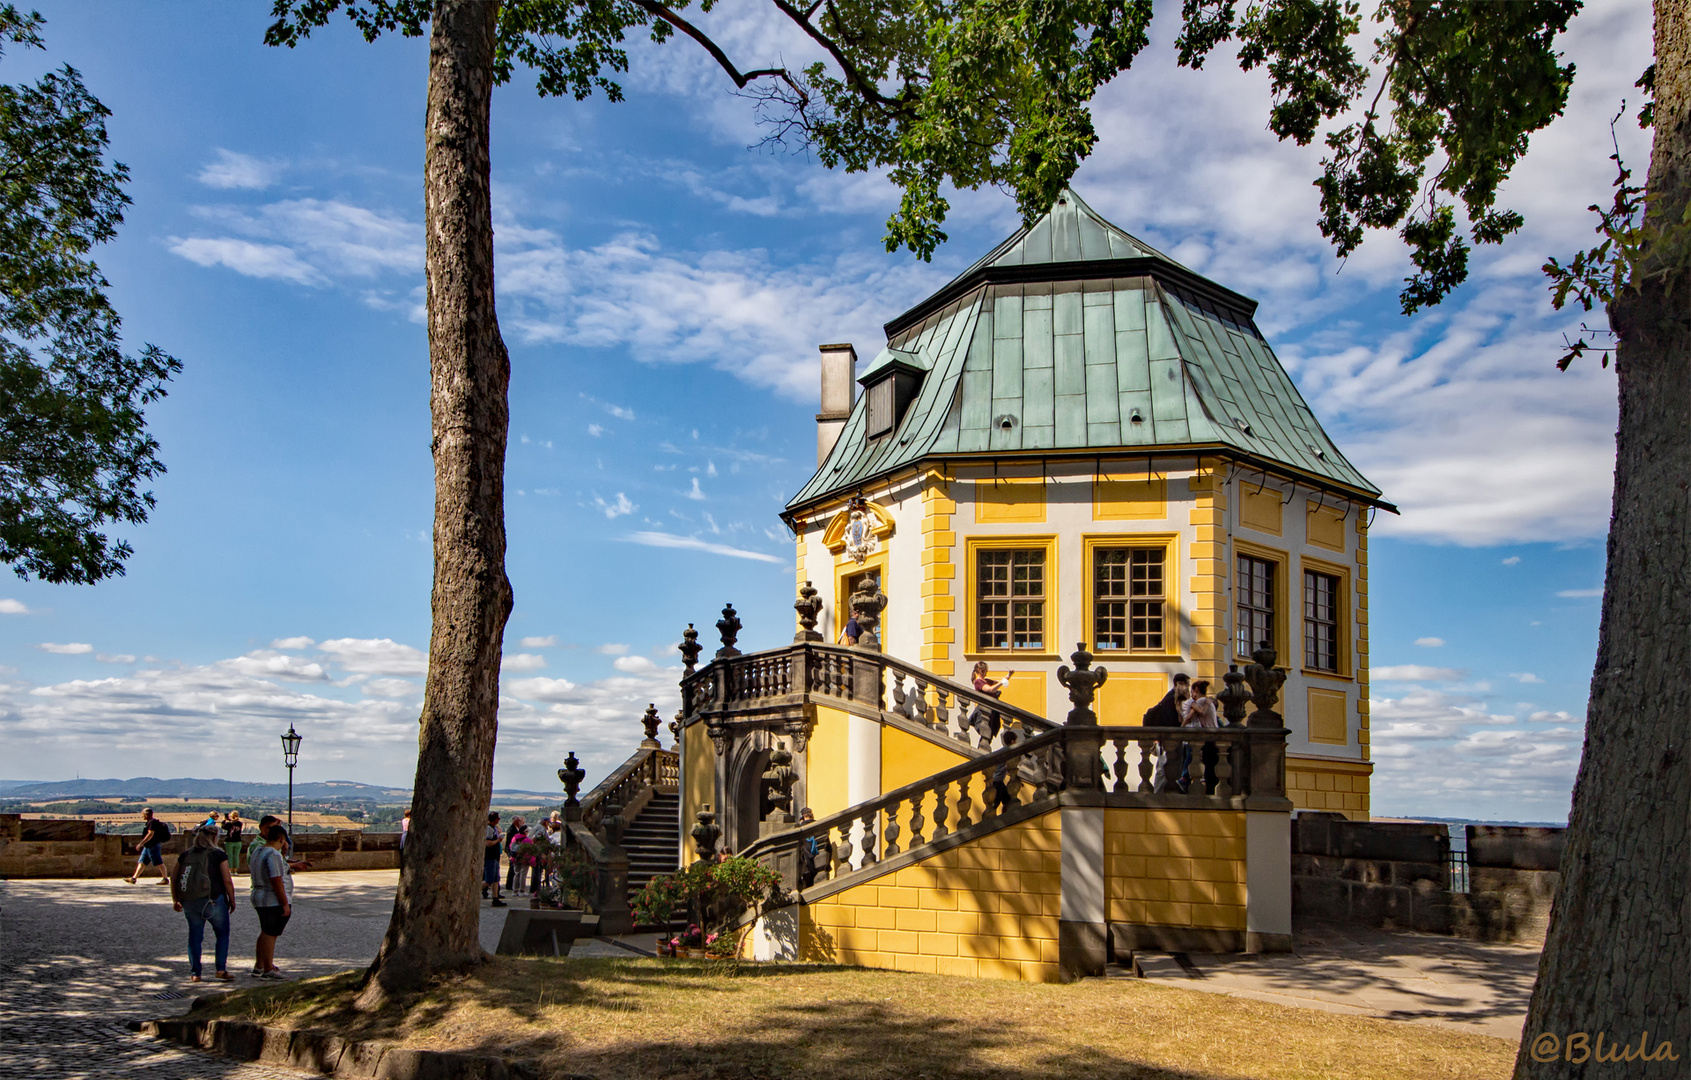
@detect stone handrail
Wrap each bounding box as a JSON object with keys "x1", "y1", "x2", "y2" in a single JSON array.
[
  {"x1": 578, "y1": 746, "x2": 678, "y2": 831},
  {"x1": 682, "y1": 641, "x2": 1057, "y2": 752},
  {"x1": 738, "y1": 722, "x2": 1288, "y2": 890}
]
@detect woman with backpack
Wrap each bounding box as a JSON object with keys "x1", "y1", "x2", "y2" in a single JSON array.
[{"x1": 170, "y1": 826, "x2": 236, "y2": 983}]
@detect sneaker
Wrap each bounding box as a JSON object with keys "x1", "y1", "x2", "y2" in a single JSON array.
[
  {"x1": 258, "y1": 969, "x2": 287, "y2": 980},
  {"x1": 491, "y1": 899, "x2": 506, "y2": 907},
  {"x1": 124, "y1": 877, "x2": 136, "y2": 884}
]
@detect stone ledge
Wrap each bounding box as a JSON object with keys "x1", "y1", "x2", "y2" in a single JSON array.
[{"x1": 129, "y1": 1017, "x2": 591, "y2": 1080}]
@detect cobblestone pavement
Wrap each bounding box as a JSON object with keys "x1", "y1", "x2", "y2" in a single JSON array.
[{"x1": 0, "y1": 870, "x2": 510, "y2": 1079}]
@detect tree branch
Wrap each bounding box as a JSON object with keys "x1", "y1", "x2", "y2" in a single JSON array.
[
  {"x1": 632, "y1": 0, "x2": 808, "y2": 105},
  {"x1": 769, "y1": 0, "x2": 902, "y2": 112}
]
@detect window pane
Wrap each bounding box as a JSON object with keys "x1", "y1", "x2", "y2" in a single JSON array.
[
  {"x1": 1096, "y1": 547, "x2": 1163, "y2": 652},
  {"x1": 1236, "y1": 554, "x2": 1276, "y2": 656},
  {"x1": 980, "y1": 548, "x2": 1047, "y2": 651},
  {"x1": 1303, "y1": 570, "x2": 1340, "y2": 672}
]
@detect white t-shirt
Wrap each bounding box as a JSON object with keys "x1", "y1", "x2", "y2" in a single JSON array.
[{"x1": 248, "y1": 845, "x2": 292, "y2": 908}]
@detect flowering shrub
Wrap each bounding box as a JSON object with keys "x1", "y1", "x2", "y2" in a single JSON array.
[
  {"x1": 514, "y1": 839, "x2": 597, "y2": 911},
  {"x1": 634, "y1": 855, "x2": 782, "y2": 959}
]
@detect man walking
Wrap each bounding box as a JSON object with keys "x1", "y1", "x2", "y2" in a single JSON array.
[
  {"x1": 484, "y1": 811, "x2": 506, "y2": 907},
  {"x1": 126, "y1": 808, "x2": 172, "y2": 884}
]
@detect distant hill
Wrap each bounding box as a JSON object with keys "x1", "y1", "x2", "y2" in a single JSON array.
[{"x1": 3, "y1": 777, "x2": 564, "y2": 801}]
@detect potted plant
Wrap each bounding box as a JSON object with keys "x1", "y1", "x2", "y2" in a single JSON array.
[
  {"x1": 515, "y1": 839, "x2": 597, "y2": 911},
  {"x1": 633, "y1": 855, "x2": 781, "y2": 962}
]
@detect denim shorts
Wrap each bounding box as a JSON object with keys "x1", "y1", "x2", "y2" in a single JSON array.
[
  {"x1": 139, "y1": 844, "x2": 164, "y2": 865},
  {"x1": 483, "y1": 857, "x2": 500, "y2": 885}
]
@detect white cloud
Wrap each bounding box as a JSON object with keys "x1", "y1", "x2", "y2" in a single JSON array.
[
  {"x1": 623, "y1": 531, "x2": 782, "y2": 564},
  {"x1": 362, "y1": 677, "x2": 418, "y2": 698},
  {"x1": 501, "y1": 653, "x2": 548, "y2": 672},
  {"x1": 593, "y1": 643, "x2": 630, "y2": 656},
  {"x1": 503, "y1": 676, "x2": 579, "y2": 702},
  {"x1": 316, "y1": 637, "x2": 428, "y2": 676},
  {"x1": 685, "y1": 477, "x2": 706, "y2": 501},
  {"x1": 587, "y1": 423, "x2": 604, "y2": 437},
  {"x1": 0, "y1": 599, "x2": 31, "y2": 614},
  {"x1": 169, "y1": 237, "x2": 321, "y2": 285},
  {"x1": 1372, "y1": 665, "x2": 1465, "y2": 682},
  {"x1": 1510, "y1": 673, "x2": 1547, "y2": 685},
  {"x1": 271, "y1": 636, "x2": 316, "y2": 650},
  {"x1": 1557, "y1": 588, "x2": 1604, "y2": 598},
  {"x1": 96, "y1": 654, "x2": 137, "y2": 664},
  {"x1": 1502, "y1": 556, "x2": 1522, "y2": 566},
  {"x1": 38, "y1": 642, "x2": 93, "y2": 655},
  {"x1": 594, "y1": 492, "x2": 636, "y2": 519},
  {"x1": 519, "y1": 635, "x2": 558, "y2": 648},
  {"x1": 197, "y1": 148, "x2": 282, "y2": 190},
  {"x1": 1413, "y1": 637, "x2": 1446, "y2": 648},
  {"x1": 170, "y1": 199, "x2": 423, "y2": 287},
  {"x1": 612, "y1": 655, "x2": 661, "y2": 674},
  {"x1": 227, "y1": 650, "x2": 329, "y2": 681},
  {"x1": 605, "y1": 403, "x2": 635, "y2": 421}
]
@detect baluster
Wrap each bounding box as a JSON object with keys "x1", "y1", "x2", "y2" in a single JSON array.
[
  {"x1": 1194, "y1": 735, "x2": 1213, "y2": 795},
  {"x1": 833, "y1": 826, "x2": 855, "y2": 876},
  {"x1": 1137, "y1": 739, "x2": 1156, "y2": 792},
  {"x1": 883, "y1": 800, "x2": 903, "y2": 857},
  {"x1": 931, "y1": 780, "x2": 950, "y2": 839},
  {"x1": 910, "y1": 676, "x2": 928, "y2": 722},
  {"x1": 933, "y1": 689, "x2": 950, "y2": 733},
  {"x1": 1004, "y1": 749, "x2": 1026, "y2": 807},
  {"x1": 1214, "y1": 737, "x2": 1234, "y2": 798},
  {"x1": 907, "y1": 790, "x2": 926, "y2": 847},
  {"x1": 891, "y1": 670, "x2": 909, "y2": 716},
  {"x1": 859, "y1": 810, "x2": 878, "y2": 866},
  {"x1": 1110, "y1": 736, "x2": 1130, "y2": 793},
  {"x1": 954, "y1": 773, "x2": 974, "y2": 830}
]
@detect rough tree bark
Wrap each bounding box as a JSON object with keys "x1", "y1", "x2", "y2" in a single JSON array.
[
  {"x1": 1515, "y1": 3, "x2": 1691, "y2": 1074},
  {"x1": 361, "y1": 0, "x2": 512, "y2": 1000}
]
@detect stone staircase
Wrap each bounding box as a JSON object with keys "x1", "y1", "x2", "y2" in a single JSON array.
[{"x1": 622, "y1": 791, "x2": 680, "y2": 898}]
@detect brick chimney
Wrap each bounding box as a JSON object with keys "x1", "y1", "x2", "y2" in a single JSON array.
[{"x1": 816, "y1": 343, "x2": 857, "y2": 465}]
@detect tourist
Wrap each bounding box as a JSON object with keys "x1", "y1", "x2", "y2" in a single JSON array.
[
  {"x1": 126, "y1": 807, "x2": 172, "y2": 885},
  {"x1": 399, "y1": 808, "x2": 411, "y2": 870},
  {"x1": 484, "y1": 811, "x2": 506, "y2": 907},
  {"x1": 503, "y1": 815, "x2": 523, "y2": 892},
  {"x1": 970, "y1": 661, "x2": 1011, "y2": 742},
  {"x1": 222, "y1": 811, "x2": 245, "y2": 873},
  {"x1": 989, "y1": 729, "x2": 1022, "y2": 809},
  {"x1": 508, "y1": 817, "x2": 532, "y2": 895},
  {"x1": 797, "y1": 808, "x2": 819, "y2": 887},
  {"x1": 257, "y1": 815, "x2": 311, "y2": 873},
  {"x1": 249, "y1": 824, "x2": 293, "y2": 979},
  {"x1": 171, "y1": 825, "x2": 236, "y2": 983},
  {"x1": 1145, "y1": 674, "x2": 1191, "y2": 793},
  {"x1": 839, "y1": 612, "x2": 860, "y2": 646},
  {"x1": 1180, "y1": 679, "x2": 1221, "y2": 794}
]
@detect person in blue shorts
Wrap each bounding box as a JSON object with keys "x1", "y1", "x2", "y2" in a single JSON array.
[{"x1": 126, "y1": 807, "x2": 172, "y2": 885}]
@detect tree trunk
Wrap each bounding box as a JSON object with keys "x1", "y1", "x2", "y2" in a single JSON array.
[
  {"x1": 1514, "y1": 4, "x2": 1691, "y2": 1074},
  {"x1": 362, "y1": 0, "x2": 512, "y2": 999}
]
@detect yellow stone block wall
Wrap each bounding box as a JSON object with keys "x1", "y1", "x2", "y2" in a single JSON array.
[
  {"x1": 1104, "y1": 808, "x2": 1247, "y2": 930},
  {"x1": 1187, "y1": 458, "x2": 1228, "y2": 684},
  {"x1": 881, "y1": 724, "x2": 971, "y2": 794},
  {"x1": 800, "y1": 811, "x2": 1063, "y2": 982},
  {"x1": 681, "y1": 722, "x2": 715, "y2": 867},
  {"x1": 1286, "y1": 756, "x2": 1372, "y2": 819},
  {"x1": 920, "y1": 470, "x2": 957, "y2": 678}
]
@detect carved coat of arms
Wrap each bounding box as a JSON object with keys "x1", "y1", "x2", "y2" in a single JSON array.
[{"x1": 844, "y1": 505, "x2": 878, "y2": 565}]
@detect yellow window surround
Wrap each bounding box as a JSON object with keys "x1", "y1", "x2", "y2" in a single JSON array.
[
  {"x1": 1298, "y1": 552, "x2": 1353, "y2": 679},
  {"x1": 963, "y1": 534, "x2": 1059, "y2": 659},
  {"x1": 836, "y1": 552, "x2": 890, "y2": 649},
  {"x1": 1081, "y1": 533, "x2": 1183, "y2": 662}
]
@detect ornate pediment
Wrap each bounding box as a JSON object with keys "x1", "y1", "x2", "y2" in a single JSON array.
[{"x1": 821, "y1": 498, "x2": 894, "y2": 564}]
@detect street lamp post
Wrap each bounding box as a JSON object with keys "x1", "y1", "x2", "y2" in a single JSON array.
[{"x1": 281, "y1": 725, "x2": 302, "y2": 829}]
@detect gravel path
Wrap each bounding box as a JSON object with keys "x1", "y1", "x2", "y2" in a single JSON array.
[{"x1": 0, "y1": 870, "x2": 508, "y2": 1079}]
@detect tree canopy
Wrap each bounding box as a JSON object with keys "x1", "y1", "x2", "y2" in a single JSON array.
[{"x1": 0, "y1": 4, "x2": 180, "y2": 584}]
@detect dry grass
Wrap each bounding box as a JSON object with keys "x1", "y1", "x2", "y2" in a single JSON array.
[{"x1": 195, "y1": 958, "x2": 1516, "y2": 1080}]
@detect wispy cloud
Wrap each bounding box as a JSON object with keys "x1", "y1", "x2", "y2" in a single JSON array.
[
  {"x1": 169, "y1": 199, "x2": 423, "y2": 287},
  {"x1": 1509, "y1": 672, "x2": 1547, "y2": 685},
  {"x1": 197, "y1": 148, "x2": 282, "y2": 190},
  {"x1": 0, "y1": 599, "x2": 30, "y2": 615},
  {"x1": 1556, "y1": 588, "x2": 1604, "y2": 598},
  {"x1": 519, "y1": 636, "x2": 557, "y2": 648},
  {"x1": 1413, "y1": 637, "x2": 1446, "y2": 648},
  {"x1": 1372, "y1": 665, "x2": 1465, "y2": 682},
  {"x1": 684, "y1": 477, "x2": 705, "y2": 501},
  {"x1": 38, "y1": 642, "x2": 93, "y2": 655},
  {"x1": 501, "y1": 653, "x2": 548, "y2": 672},
  {"x1": 1502, "y1": 556, "x2": 1522, "y2": 566},
  {"x1": 593, "y1": 492, "x2": 636, "y2": 519},
  {"x1": 623, "y1": 531, "x2": 782, "y2": 564},
  {"x1": 593, "y1": 643, "x2": 630, "y2": 656}
]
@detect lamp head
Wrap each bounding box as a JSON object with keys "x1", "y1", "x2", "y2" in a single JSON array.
[{"x1": 281, "y1": 725, "x2": 302, "y2": 767}]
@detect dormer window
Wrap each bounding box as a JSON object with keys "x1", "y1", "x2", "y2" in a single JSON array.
[{"x1": 858, "y1": 347, "x2": 929, "y2": 441}]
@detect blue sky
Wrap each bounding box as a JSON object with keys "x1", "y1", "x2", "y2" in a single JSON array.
[{"x1": 0, "y1": 1, "x2": 1651, "y2": 822}]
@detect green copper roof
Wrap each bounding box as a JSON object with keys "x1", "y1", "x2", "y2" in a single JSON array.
[{"x1": 787, "y1": 192, "x2": 1389, "y2": 515}]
